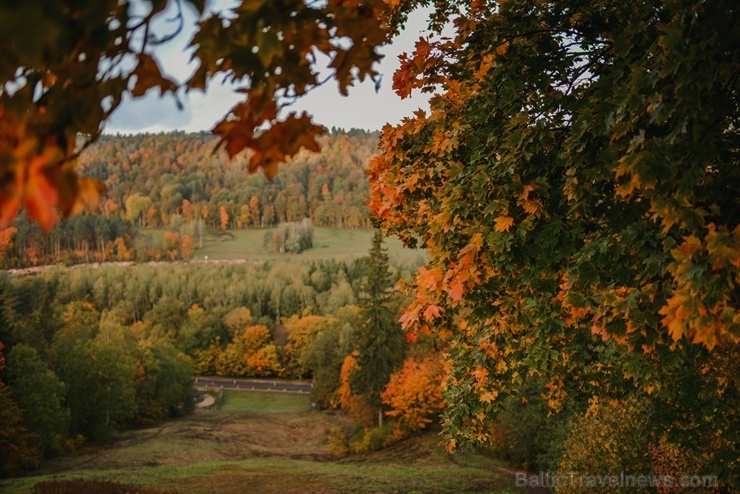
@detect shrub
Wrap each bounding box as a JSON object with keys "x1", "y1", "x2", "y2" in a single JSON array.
[
  {"x1": 487, "y1": 379, "x2": 575, "y2": 472},
  {"x1": 556, "y1": 396, "x2": 653, "y2": 494},
  {"x1": 348, "y1": 423, "x2": 397, "y2": 454}
]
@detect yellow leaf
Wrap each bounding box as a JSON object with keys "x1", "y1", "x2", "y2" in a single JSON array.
[
  {"x1": 494, "y1": 215, "x2": 514, "y2": 232},
  {"x1": 69, "y1": 178, "x2": 107, "y2": 216},
  {"x1": 480, "y1": 391, "x2": 497, "y2": 403},
  {"x1": 522, "y1": 199, "x2": 541, "y2": 215},
  {"x1": 521, "y1": 184, "x2": 535, "y2": 200}
]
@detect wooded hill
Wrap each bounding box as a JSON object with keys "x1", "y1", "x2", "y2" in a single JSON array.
[
  {"x1": 84, "y1": 128, "x2": 377, "y2": 229},
  {"x1": 0, "y1": 129, "x2": 378, "y2": 267}
]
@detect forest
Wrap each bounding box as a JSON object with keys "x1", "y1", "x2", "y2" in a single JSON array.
[
  {"x1": 0, "y1": 232, "x2": 443, "y2": 477},
  {"x1": 0, "y1": 130, "x2": 378, "y2": 268},
  {"x1": 1, "y1": 0, "x2": 739, "y2": 492}
]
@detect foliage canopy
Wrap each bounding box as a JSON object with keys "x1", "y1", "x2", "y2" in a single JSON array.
[
  {"x1": 369, "y1": 0, "x2": 740, "y2": 466},
  {"x1": 0, "y1": 0, "x2": 388, "y2": 229},
  {"x1": 1, "y1": 0, "x2": 739, "y2": 484}
]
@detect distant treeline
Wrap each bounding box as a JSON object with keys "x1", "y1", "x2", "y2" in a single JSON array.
[
  {"x1": 82, "y1": 128, "x2": 377, "y2": 230},
  {"x1": 0, "y1": 129, "x2": 378, "y2": 268}
]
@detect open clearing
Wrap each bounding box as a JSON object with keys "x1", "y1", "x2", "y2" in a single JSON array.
[
  {"x1": 1, "y1": 392, "x2": 518, "y2": 494},
  {"x1": 179, "y1": 227, "x2": 426, "y2": 264}
]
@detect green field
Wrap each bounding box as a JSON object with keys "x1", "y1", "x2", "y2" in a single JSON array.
[
  {"x1": 0, "y1": 394, "x2": 518, "y2": 494},
  {"x1": 142, "y1": 227, "x2": 426, "y2": 264},
  {"x1": 219, "y1": 390, "x2": 311, "y2": 412}
]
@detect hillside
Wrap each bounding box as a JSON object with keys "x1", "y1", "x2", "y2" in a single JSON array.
[
  {"x1": 0, "y1": 392, "x2": 519, "y2": 494},
  {"x1": 1, "y1": 129, "x2": 381, "y2": 268}
]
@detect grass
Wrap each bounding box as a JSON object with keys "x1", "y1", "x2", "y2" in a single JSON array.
[
  {"x1": 219, "y1": 391, "x2": 311, "y2": 412},
  {"x1": 142, "y1": 226, "x2": 426, "y2": 265},
  {"x1": 0, "y1": 399, "x2": 519, "y2": 494},
  {"x1": 3, "y1": 457, "x2": 518, "y2": 494}
]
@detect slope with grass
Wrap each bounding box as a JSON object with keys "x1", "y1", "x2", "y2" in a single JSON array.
[{"x1": 0, "y1": 392, "x2": 518, "y2": 494}]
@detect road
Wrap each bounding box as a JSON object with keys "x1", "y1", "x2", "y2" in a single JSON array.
[{"x1": 195, "y1": 376, "x2": 313, "y2": 394}]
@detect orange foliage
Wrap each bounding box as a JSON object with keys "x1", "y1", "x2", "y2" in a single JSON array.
[
  {"x1": 219, "y1": 205, "x2": 229, "y2": 230},
  {"x1": 179, "y1": 234, "x2": 195, "y2": 261},
  {"x1": 338, "y1": 352, "x2": 375, "y2": 425},
  {"x1": 240, "y1": 325, "x2": 272, "y2": 354},
  {"x1": 113, "y1": 237, "x2": 132, "y2": 261},
  {"x1": 163, "y1": 231, "x2": 180, "y2": 261},
  {"x1": 0, "y1": 227, "x2": 17, "y2": 262},
  {"x1": 381, "y1": 354, "x2": 445, "y2": 436}
]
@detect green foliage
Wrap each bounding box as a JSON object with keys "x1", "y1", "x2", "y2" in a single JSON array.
[
  {"x1": 136, "y1": 342, "x2": 195, "y2": 422},
  {"x1": 488, "y1": 379, "x2": 574, "y2": 473},
  {"x1": 557, "y1": 397, "x2": 653, "y2": 494},
  {"x1": 369, "y1": 3, "x2": 740, "y2": 484},
  {"x1": 5, "y1": 344, "x2": 68, "y2": 456},
  {"x1": 0, "y1": 382, "x2": 39, "y2": 477},
  {"x1": 351, "y1": 232, "x2": 406, "y2": 414},
  {"x1": 300, "y1": 318, "x2": 354, "y2": 408},
  {"x1": 347, "y1": 422, "x2": 398, "y2": 454}
]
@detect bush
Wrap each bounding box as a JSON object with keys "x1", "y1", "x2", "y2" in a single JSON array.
[
  {"x1": 348, "y1": 423, "x2": 397, "y2": 454},
  {"x1": 556, "y1": 396, "x2": 653, "y2": 494},
  {"x1": 487, "y1": 379, "x2": 575, "y2": 472}
]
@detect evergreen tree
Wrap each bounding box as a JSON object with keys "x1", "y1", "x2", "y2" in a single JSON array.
[{"x1": 351, "y1": 231, "x2": 405, "y2": 426}]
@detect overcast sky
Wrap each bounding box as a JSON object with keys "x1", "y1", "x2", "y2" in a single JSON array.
[{"x1": 104, "y1": 2, "x2": 434, "y2": 134}]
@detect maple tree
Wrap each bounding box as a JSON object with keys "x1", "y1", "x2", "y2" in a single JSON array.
[
  {"x1": 368, "y1": 0, "x2": 739, "y2": 479},
  {"x1": 3, "y1": 0, "x2": 738, "y2": 485},
  {"x1": 380, "y1": 353, "x2": 444, "y2": 437},
  {"x1": 0, "y1": 0, "x2": 388, "y2": 230}
]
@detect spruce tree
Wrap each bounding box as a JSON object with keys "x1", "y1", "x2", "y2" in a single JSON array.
[{"x1": 351, "y1": 231, "x2": 405, "y2": 426}]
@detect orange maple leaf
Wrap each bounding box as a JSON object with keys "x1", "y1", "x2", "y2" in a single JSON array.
[
  {"x1": 423, "y1": 304, "x2": 442, "y2": 321},
  {"x1": 494, "y1": 215, "x2": 514, "y2": 232}
]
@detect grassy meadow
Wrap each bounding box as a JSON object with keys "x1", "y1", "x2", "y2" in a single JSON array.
[
  {"x1": 146, "y1": 227, "x2": 427, "y2": 264},
  {"x1": 0, "y1": 391, "x2": 519, "y2": 494},
  {"x1": 219, "y1": 390, "x2": 311, "y2": 412}
]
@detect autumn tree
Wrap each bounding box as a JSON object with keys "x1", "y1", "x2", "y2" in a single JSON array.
[
  {"x1": 351, "y1": 231, "x2": 406, "y2": 426},
  {"x1": 179, "y1": 234, "x2": 195, "y2": 261},
  {"x1": 0, "y1": 227, "x2": 16, "y2": 264},
  {"x1": 219, "y1": 206, "x2": 229, "y2": 231},
  {"x1": 3, "y1": 0, "x2": 737, "y2": 484},
  {"x1": 0, "y1": 0, "x2": 388, "y2": 230},
  {"x1": 381, "y1": 354, "x2": 444, "y2": 437},
  {"x1": 368, "y1": 0, "x2": 740, "y2": 484}
]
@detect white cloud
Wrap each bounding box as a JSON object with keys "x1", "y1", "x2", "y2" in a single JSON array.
[{"x1": 104, "y1": 4, "x2": 434, "y2": 134}]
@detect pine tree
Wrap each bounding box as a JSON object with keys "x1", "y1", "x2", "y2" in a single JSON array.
[{"x1": 351, "y1": 231, "x2": 405, "y2": 426}]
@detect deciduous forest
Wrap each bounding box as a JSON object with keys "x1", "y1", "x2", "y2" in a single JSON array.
[
  {"x1": 0, "y1": 130, "x2": 377, "y2": 267},
  {"x1": 0, "y1": 0, "x2": 738, "y2": 492}
]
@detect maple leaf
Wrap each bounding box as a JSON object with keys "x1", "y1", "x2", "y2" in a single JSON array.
[
  {"x1": 131, "y1": 54, "x2": 177, "y2": 97},
  {"x1": 479, "y1": 391, "x2": 497, "y2": 403},
  {"x1": 423, "y1": 304, "x2": 442, "y2": 320},
  {"x1": 448, "y1": 278, "x2": 466, "y2": 301},
  {"x1": 521, "y1": 184, "x2": 535, "y2": 200},
  {"x1": 68, "y1": 178, "x2": 107, "y2": 216},
  {"x1": 522, "y1": 199, "x2": 541, "y2": 215},
  {"x1": 494, "y1": 215, "x2": 514, "y2": 232}
]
